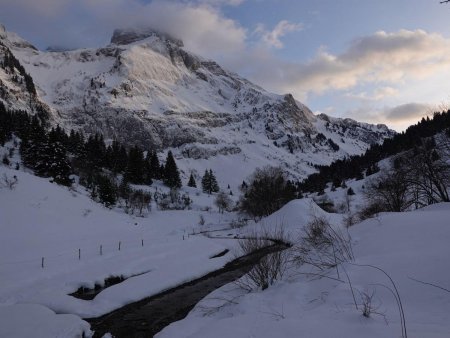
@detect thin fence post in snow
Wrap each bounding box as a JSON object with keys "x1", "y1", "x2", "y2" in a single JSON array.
[
  {"x1": 141, "y1": 239, "x2": 144, "y2": 247},
  {"x1": 41, "y1": 257, "x2": 44, "y2": 268},
  {"x1": 100, "y1": 245, "x2": 102, "y2": 256},
  {"x1": 78, "y1": 248, "x2": 81, "y2": 260},
  {"x1": 118, "y1": 241, "x2": 121, "y2": 251}
]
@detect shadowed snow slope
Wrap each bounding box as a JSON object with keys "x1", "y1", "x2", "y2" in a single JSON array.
[{"x1": 157, "y1": 203, "x2": 450, "y2": 338}]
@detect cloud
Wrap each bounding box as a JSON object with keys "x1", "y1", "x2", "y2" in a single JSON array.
[
  {"x1": 345, "y1": 86, "x2": 399, "y2": 101},
  {"x1": 0, "y1": 0, "x2": 70, "y2": 18},
  {"x1": 340, "y1": 102, "x2": 437, "y2": 131},
  {"x1": 384, "y1": 103, "x2": 433, "y2": 122},
  {"x1": 243, "y1": 29, "x2": 450, "y2": 101},
  {"x1": 0, "y1": 0, "x2": 247, "y2": 57},
  {"x1": 195, "y1": 0, "x2": 245, "y2": 6},
  {"x1": 254, "y1": 20, "x2": 303, "y2": 49}
]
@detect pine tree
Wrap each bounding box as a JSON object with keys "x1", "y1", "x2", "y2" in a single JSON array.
[
  {"x1": 96, "y1": 174, "x2": 117, "y2": 207},
  {"x1": 209, "y1": 169, "x2": 219, "y2": 193},
  {"x1": 187, "y1": 172, "x2": 197, "y2": 187},
  {"x1": 143, "y1": 151, "x2": 154, "y2": 185},
  {"x1": 201, "y1": 170, "x2": 210, "y2": 193},
  {"x1": 201, "y1": 169, "x2": 219, "y2": 194},
  {"x1": 125, "y1": 145, "x2": 145, "y2": 184},
  {"x1": 22, "y1": 135, "x2": 72, "y2": 186},
  {"x1": 150, "y1": 152, "x2": 161, "y2": 179},
  {"x1": 163, "y1": 151, "x2": 182, "y2": 188}
]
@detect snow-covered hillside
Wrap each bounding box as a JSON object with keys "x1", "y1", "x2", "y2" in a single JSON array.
[
  {"x1": 1, "y1": 160, "x2": 449, "y2": 337},
  {"x1": 157, "y1": 201, "x2": 450, "y2": 338},
  {"x1": 0, "y1": 24, "x2": 394, "y2": 186},
  {"x1": 0, "y1": 163, "x2": 241, "y2": 337}
]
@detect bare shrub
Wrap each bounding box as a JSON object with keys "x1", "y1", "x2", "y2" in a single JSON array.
[
  {"x1": 198, "y1": 214, "x2": 205, "y2": 226},
  {"x1": 129, "y1": 190, "x2": 152, "y2": 216},
  {"x1": 238, "y1": 232, "x2": 271, "y2": 254},
  {"x1": 343, "y1": 211, "x2": 359, "y2": 228},
  {"x1": 358, "y1": 202, "x2": 384, "y2": 221},
  {"x1": 360, "y1": 289, "x2": 378, "y2": 318},
  {"x1": 362, "y1": 136, "x2": 450, "y2": 217},
  {"x1": 313, "y1": 195, "x2": 336, "y2": 213},
  {"x1": 230, "y1": 218, "x2": 247, "y2": 229},
  {"x1": 364, "y1": 166, "x2": 413, "y2": 213},
  {"x1": 295, "y1": 214, "x2": 353, "y2": 274},
  {"x1": 236, "y1": 225, "x2": 291, "y2": 291},
  {"x1": 239, "y1": 250, "x2": 289, "y2": 291}
]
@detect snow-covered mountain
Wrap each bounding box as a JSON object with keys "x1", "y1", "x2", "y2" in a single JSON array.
[{"x1": 0, "y1": 24, "x2": 394, "y2": 185}]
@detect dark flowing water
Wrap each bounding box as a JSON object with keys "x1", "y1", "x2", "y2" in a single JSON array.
[{"x1": 86, "y1": 242, "x2": 288, "y2": 338}]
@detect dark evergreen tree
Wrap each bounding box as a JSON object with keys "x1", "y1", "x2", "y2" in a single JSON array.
[
  {"x1": 209, "y1": 169, "x2": 219, "y2": 193},
  {"x1": 21, "y1": 132, "x2": 72, "y2": 186},
  {"x1": 201, "y1": 169, "x2": 219, "y2": 194},
  {"x1": 96, "y1": 174, "x2": 117, "y2": 207},
  {"x1": 125, "y1": 145, "x2": 145, "y2": 184},
  {"x1": 201, "y1": 170, "x2": 210, "y2": 193},
  {"x1": 143, "y1": 151, "x2": 154, "y2": 185},
  {"x1": 105, "y1": 140, "x2": 128, "y2": 173},
  {"x1": 150, "y1": 152, "x2": 162, "y2": 179},
  {"x1": 83, "y1": 133, "x2": 107, "y2": 169},
  {"x1": 187, "y1": 172, "x2": 197, "y2": 187},
  {"x1": 163, "y1": 151, "x2": 181, "y2": 188}
]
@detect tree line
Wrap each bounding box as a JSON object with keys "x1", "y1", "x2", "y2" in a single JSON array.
[
  {"x1": 0, "y1": 102, "x2": 183, "y2": 208},
  {"x1": 299, "y1": 110, "x2": 450, "y2": 194}
]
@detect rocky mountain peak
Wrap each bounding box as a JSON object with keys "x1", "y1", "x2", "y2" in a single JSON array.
[
  {"x1": 110, "y1": 27, "x2": 183, "y2": 47},
  {"x1": 0, "y1": 24, "x2": 6, "y2": 40}
]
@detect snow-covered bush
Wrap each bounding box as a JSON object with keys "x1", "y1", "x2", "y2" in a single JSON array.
[
  {"x1": 0, "y1": 173, "x2": 18, "y2": 190},
  {"x1": 156, "y1": 188, "x2": 192, "y2": 210}
]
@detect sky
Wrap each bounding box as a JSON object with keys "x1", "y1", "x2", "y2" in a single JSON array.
[{"x1": 0, "y1": 0, "x2": 449, "y2": 131}]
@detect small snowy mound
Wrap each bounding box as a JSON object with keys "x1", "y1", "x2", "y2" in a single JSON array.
[
  {"x1": 259, "y1": 198, "x2": 343, "y2": 234},
  {"x1": 0, "y1": 304, "x2": 91, "y2": 338}
]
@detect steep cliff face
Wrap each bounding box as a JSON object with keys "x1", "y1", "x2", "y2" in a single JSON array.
[
  {"x1": 0, "y1": 24, "x2": 51, "y2": 116},
  {"x1": 1, "y1": 25, "x2": 394, "y2": 184}
]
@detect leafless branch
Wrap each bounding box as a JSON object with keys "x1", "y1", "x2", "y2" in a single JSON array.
[{"x1": 408, "y1": 276, "x2": 450, "y2": 294}]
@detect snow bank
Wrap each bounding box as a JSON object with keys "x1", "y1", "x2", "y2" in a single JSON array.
[
  {"x1": 157, "y1": 203, "x2": 450, "y2": 338},
  {"x1": 0, "y1": 304, "x2": 91, "y2": 338}
]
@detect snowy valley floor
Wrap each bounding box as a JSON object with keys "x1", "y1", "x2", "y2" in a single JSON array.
[{"x1": 1, "y1": 165, "x2": 450, "y2": 337}]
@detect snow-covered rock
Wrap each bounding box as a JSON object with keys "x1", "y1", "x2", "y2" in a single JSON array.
[{"x1": 0, "y1": 25, "x2": 395, "y2": 185}]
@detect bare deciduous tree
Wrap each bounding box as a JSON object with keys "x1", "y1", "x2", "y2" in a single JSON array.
[{"x1": 214, "y1": 190, "x2": 232, "y2": 213}]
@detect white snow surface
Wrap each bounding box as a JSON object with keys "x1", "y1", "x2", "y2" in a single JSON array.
[
  {"x1": 0, "y1": 164, "x2": 243, "y2": 337},
  {"x1": 2, "y1": 159, "x2": 450, "y2": 337},
  {"x1": 157, "y1": 203, "x2": 450, "y2": 338}
]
